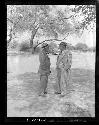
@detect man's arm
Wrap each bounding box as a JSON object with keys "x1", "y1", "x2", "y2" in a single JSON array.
[
  {"x1": 64, "y1": 52, "x2": 72, "y2": 70},
  {"x1": 68, "y1": 52, "x2": 72, "y2": 67}
]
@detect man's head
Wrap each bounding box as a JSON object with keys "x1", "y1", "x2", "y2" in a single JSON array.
[
  {"x1": 42, "y1": 43, "x2": 50, "y2": 53},
  {"x1": 59, "y1": 42, "x2": 67, "y2": 51}
]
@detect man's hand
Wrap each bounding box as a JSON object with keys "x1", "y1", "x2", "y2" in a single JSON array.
[{"x1": 64, "y1": 65, "x2": 71, "y2": 71}]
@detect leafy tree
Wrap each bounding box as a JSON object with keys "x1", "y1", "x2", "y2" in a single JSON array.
[
  {"x1": 7, "y1": 5, "x2": 96, "y2": 54},
  {"x1": 71, "y1": 5, "x2": 96, "y2": 33},
  {"x1": 7, "y1": 5, "x2": 74, "y2": 53}
]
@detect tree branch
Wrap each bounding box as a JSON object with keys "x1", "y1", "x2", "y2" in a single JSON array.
[
  {"x1": 7, "y1": 18, "x2": 14, "y2": 24},
  {"x1": 32, "y1": 11, "x2": 37, "y2": 26},
  {"x1": 63, "y1": 15, "x2": 74, "y2": 19},
  {"x1": 34, "y1": 33, "x2": 69, "y2": 48}
]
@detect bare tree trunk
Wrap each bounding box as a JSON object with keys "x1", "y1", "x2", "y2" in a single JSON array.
[
  {"x1": 31, "y1": 46, "x2": 38, "y2": 54},
  {"x1": 30, "y1": 30, "x2": 34, "y2": 48},
  {"x1": 30, "y1": 27, "x2": 39, "y2": 54},
  {"x1": 7, "y1": 28, "x2": 13, "y2": 47}
]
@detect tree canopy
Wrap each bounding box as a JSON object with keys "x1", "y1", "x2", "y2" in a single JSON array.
[
  {"x1": 71, "y1": 5, "x2": 96, "y2": 31},
  {"x1": 7, "y1": 5, "x2": 96, "y2": 52}
]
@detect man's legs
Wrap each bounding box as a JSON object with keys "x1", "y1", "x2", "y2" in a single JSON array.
[
  {"x1": 66, "y1": 69, "x2": 71, "y2": 85},
  {"x1": 39, "y1": 74, "x2": 48, "y2": 95},
  {"x1": 55, "y1": 68, "x2": 61, "y2": 94}
]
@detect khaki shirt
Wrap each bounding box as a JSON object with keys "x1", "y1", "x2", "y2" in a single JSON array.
[
  {"x1": 56, "y1": 50, "x2": 72, "y2": 70},
  {"x1": 38, "y1": 49, "x2": 50, "y2": 75}
]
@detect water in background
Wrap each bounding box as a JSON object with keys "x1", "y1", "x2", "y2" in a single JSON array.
[{"x1": 7, "y1": 52, "x2": 95, "y2": 75}]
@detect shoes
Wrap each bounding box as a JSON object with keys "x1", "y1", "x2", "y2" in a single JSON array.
[
  {"x1": 39, "y1": 92, "x2": 47, "y2": 97},
  {"x1": 54, "y1": 92, "x2": 65, "y2": 97},
  {"x1": 39, "y1": 94, "x2": 46, "y2": 97},
  {"x1": 44, "y1": 92, "x2": 47, "y2": 94},
  {"x1": 54, "y1": 92, "x2": 61, "y2": 94}
]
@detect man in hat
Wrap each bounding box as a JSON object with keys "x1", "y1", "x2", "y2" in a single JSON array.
[
  {"x1": 55, "y1": 42, "x2": 72, "y2": 95},
  {"x1": 38, "y1": 43, "x2": 51, "y2": 96}
]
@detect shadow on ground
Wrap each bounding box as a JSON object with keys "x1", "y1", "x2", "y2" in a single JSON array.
[{"x1": 7, "y1": 68, "x2": 95, "y2": 117}]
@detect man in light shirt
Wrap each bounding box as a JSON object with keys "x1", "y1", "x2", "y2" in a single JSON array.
[{"x1": 55, "y1": 42, "x2": 72, "y2": 95}]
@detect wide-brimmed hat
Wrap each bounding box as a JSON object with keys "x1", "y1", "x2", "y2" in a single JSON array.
[
  {"x1": 59, "y1": 42, "x2": 67, "y2": 47},
  {"x1": 42, "y1": 43, "x2": 49, "y2": 48}
]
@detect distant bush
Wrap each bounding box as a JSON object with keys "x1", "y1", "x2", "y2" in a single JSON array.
[
  {"x1": 49, "y1": 42, "x2": 58, "y2": 54},
  {"x1": 49, "y1": 42, "x2": 58, "y2": 48},
  {"x1": 93, "y1": 47, "x2": 96, "y2": 52},
  {"x1": 74, "y1": 43, "x2": 88, "y2": 52},
  {"x1": 88, "y1": 47, "x2": 96, "y2": 52},
  {"x1": 19, "y1": 42, "x2": 30, "y2": 52},
  {"x1": 67, "y1": 44, "x2": 75, "y2": 50}
]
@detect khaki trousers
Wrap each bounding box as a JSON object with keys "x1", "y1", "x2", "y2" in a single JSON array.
[
  {"x1": 56, "y1": 68, "x2": 71, "y2": 94},
  {"x1": 39, "y1": 74, "x2": 48, "y2": 94}
]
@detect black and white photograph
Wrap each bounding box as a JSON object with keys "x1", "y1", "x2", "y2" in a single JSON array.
[{"x1": 7, "y1": 5, "x2": 95, "y2": 117}]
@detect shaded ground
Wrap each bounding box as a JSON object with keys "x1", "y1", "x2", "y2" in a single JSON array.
[{"x1": 7, "y1": 68, "x2": 95, "y2": 117}]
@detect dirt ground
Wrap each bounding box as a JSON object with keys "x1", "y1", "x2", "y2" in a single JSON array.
[{"x1": 7, "y1": 67, "x2": 95, "y2": 117}]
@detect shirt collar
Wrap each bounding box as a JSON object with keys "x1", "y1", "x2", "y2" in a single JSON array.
[{"x1": 42, "y1": 49, "x2": 47, "y2": 55}]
